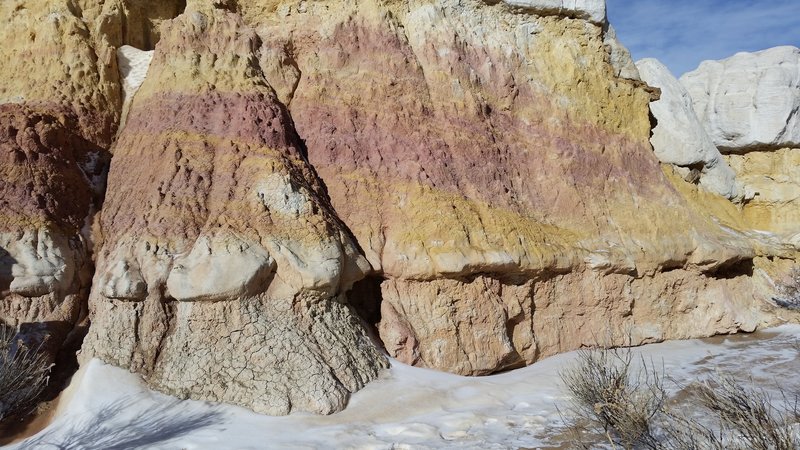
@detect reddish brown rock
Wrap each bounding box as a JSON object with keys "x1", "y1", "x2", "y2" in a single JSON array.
[
  {"x1": 0, "y1": 0, "x2": 118, "y2": 363},
  {"x1": 0, "y1": 104, "x2": 104, "y2": 358}
]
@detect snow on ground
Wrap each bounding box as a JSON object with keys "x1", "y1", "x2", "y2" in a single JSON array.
[{"x1": 11, "y1": 325, "x2": 800, "y2": 450}]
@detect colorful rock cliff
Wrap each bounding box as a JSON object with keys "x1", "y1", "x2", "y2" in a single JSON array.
[
  {"x1": 0, "y1": 0, "x2": 798, "y2": 415},
  {"x1": 680, "y1": 46, "x2": 800, "y2": 239},
  {"x1": 79, "y1": 4, "x2": 387, "y2": 415},
  {"x1": 0, "y1": 0, "x2": 119, "y2": 359}
]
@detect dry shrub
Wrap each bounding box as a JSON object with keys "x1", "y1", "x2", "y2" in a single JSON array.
[
  {"x1": 0, "y1": 324, "x2": 52, "y2": 422},
  {"x1": 560, "y1": 347, "x2": 666, "y2": 449},
  {"x1": 560, "y1": 346, "x2": 800, "y2": 449},
  {"x1": 695, "y1": 376, "x2": 799, "y2": 450}
]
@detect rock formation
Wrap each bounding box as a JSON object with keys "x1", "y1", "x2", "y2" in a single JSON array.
[
  {"x1": 0, "y1": 0, "x2": 118, "y2": 359},
  {"x1": 726, "y1": 149, "x2": 800, "y2": 235},
  {"x1": 79, "y1": 3, "x2": 387, "y2": 416},
  {"x1": 680, "y1": 46, "x2": 800, "y2": 237},
  {"x1": 500, "y1": 0, "x2": 607, "y2": 24},
  {"x1": 0, "y1": 0, "x2": 798, "y2": 417},
  {"x1": 681, "y1": 46, "x2": 800, "y2": 152},
  {"x1": 606, "y1": 25, "x2": 640, "y2": 80},
  {"x1": 246, "y1": 0, "x2": 794, "y2": 375},
  {"x1": 635, "y1": 58, "x2": 740, "y2": 200}
]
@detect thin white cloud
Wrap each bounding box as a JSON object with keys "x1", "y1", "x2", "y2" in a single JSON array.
[{"x1": 608, "y1": 0, "x2": 800, "y2": 75}]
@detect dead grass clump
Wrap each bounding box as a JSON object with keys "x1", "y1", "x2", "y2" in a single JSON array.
[
  {"x1": 695, "y1": 376, "x2": 799, "y2": 450},
  {"x1": 0, "y1": 324, "x2": 52, "y2": 422},
  {"x1": 560, "y1": 347, "x2": 666, "y2": 449},
  {"x1": 560, "y1": 346, "x2": 800, "y2": 449}
]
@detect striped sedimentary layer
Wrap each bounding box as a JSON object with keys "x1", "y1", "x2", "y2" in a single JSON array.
[
  {"x1": 243, "y1": 0, "x2": 795, "y2": 375},
  {"x1": 0, "y1": 0, "x2": 120, "y2": 362},
  {"x1": 0, "y1": 104, "x2": 102, "y2": 358},
  {"x1": 0, "y1": 0, "x2": 797, "y2": 416},
  {"x1": 79, "y1": 5, "x2": 387, "y2": 416}
]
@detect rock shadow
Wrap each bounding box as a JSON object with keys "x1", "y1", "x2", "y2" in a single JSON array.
[{"x1": 14, "y1": 397, "x2": 226, "y2": 450}]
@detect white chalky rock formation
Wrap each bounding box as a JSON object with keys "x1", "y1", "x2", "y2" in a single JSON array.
[
  {"x1": 606, "y1": 25, "x2": 640, "y2": 80},
  {"x1": 500, "y1": 0, "x2": 606, "y2": 24},
  {"x1": 681, "y1": 46, "x2": 800, "y2": 152},
  {"x1": 636, "y1": 58, "x2": 741, "y2": 200}
]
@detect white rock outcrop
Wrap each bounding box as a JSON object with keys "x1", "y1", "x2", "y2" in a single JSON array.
[
  {"x1": 0, "y1": 228, "x2": 80, "y2": 298},
  {"x1": 680, "y1": 46, "x2": 800, "y2": 152},
  {"x1": 605, "y1": 25, "x2": 640, "y2": 80},
  {"x1": 636, "y1": 58, "x2": 741, "y2": 199},
  {"x1": 501, "y1": 0, "x2": 606, "y2": 24}
]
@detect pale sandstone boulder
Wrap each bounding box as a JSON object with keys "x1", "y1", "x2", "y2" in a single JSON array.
[
  {"x1": 80, "y1": 4, "x2": 386, "y2": 415},
  {"x1": 636, "y1": 58, "x2": 741, "y2": 200},
  {"x1": 681, "y1": 46, "x2": 800, "y2": 152}
]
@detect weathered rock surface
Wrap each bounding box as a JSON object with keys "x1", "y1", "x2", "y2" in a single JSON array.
[
  {"x1": 0, "y1": 1, "x2": 117, "y2": 359},
  {"x1": 0, "y1": 0, "x2": 798, "y2": 417},
  {"x1": 0, "y1": 105, "x2": 102, "y2": 360},
  {"x1": 681, "y1": 46, "x2": 800, "y2": 152},
  {"x1": 726, "y1": 148, "x2": 800, "y2": 235},
  {"x1": 606, "y1": 25, "x2": 640, "y2": 80},
  {"x1": 80, "y1": 4, "x2": 386, "y2": 415},
  {"x1": 246, "y1": 0, "x2": 793, "y2": 375},
  {"x1": 380, "y1": 267, "x2": 773, "y2": 375},
  {"x1": 636, "y1": 58, "x2": 740, "y2": 200},
  {"x1": 499, "y1": 0, "x2": 606, "y2": 24},
  {"x1": 77, "y1": 0, "x2": 188, "y2": 50}
]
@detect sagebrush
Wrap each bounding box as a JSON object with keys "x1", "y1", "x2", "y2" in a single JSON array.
[
  {"x1": 560, "y1": 344, "x2": 800, "y2": 449},
  {"x1": 0, "y1": 324, "x2": 51, "y2": 422}
]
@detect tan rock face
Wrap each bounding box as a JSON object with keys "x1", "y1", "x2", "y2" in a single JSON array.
[
  {"x1": 241, "y1": 0, "x2": 791, "y2": 374},
  {"x1": 381, "y1": 266, "x2": 775, "y2": 375},
  {"x1": 726, "y1": 148, "x2": 800, "y2": 235},
  {"x1": 79, "y1": 6, "x2": 387, "y2": 416}
]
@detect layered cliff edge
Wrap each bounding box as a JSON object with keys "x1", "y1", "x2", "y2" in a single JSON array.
[{"x1": 0, "y1": 0, "x2": 798, "y2": 416}]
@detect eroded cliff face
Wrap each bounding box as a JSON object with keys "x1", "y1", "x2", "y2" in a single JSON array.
[
  {"x1": 244, "y1": 0, "x2": 793, "y2": 375},
  {"x1": 0, "y1": 0, "x2": 798, "y2": 416},
  {"x1": 0, "y1": 0, "x2": 120, "y2": 359},
  {"x1": 79, "y1": 4, "x2": 387, "y2": 415},
  {"x1": 635, "y1": 58, "x2": 741, "y2": 200}
]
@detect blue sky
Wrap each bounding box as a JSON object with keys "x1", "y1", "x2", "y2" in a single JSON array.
[{"x1": 607, "y1": 0, "x2": 800, "y2": 76}]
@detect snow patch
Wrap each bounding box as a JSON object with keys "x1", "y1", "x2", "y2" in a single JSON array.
[{"x1": 12, "y1": 325, "x2": 800, "y2": 449}]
